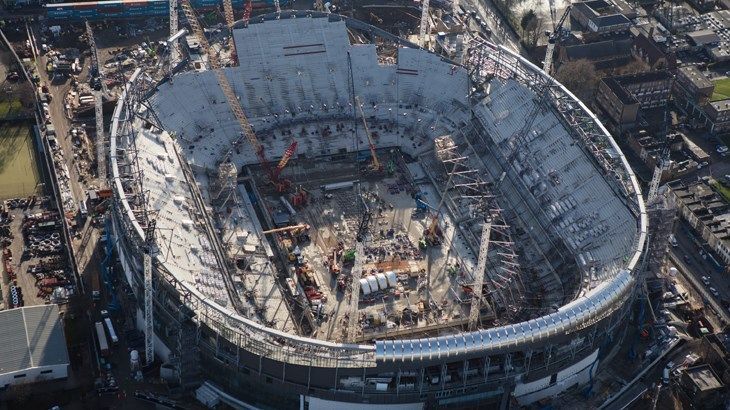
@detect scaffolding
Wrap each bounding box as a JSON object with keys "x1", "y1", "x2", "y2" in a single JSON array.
[
  {"x1": 85, "y1": 21, "x2": 107, "y2": 186},
  {"x1": 431, "y1": 135, "x2": 525, "y2": 320}
]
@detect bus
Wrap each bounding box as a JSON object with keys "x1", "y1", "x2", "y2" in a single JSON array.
[
  {"x1": 104, "y1": 317, "x2": 119, "y2": 345},
  {"x1": 95, "y1": 321, "x2": 110, "y2": 357}
]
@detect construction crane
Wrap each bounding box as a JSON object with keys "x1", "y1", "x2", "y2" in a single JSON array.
[
  {"x1": 222, "y1": 0, "x2": 234, "y2": 31},
  {"x1": 354, "y1": 96, "x2": 382, "y2": 172},
  {"x1": 270, "y1": 141, "x2": 297, "y2": 191},
  {"x1": 345, "y1": 242, "x2": 364, "y2": 341},
  {"x1": 468, "y1": 221, "x2": 492, "y2": 330},
  {"x1": 419, "y1": 0, "x2": 430, "y2": 47},
  {"x1": 542, "y1": 3, "x2": 572, "y2": 76},
  {"x1": 262, "y1": 224, "x2": 309, "y2": 235},
  {"x1": 181, "y1": 0, "x2": 290, "y2": 194},
  {"x1": 143, "y1": 220, "x2": 156, "y2": 367},
  {"x1": 243, "y1": 0, "x2": 253, "y2": 25},
  {"x1": 169, "y1": 0, "x2": 179, "y2": 63}
]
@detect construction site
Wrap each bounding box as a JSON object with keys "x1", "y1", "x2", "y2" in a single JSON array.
[
  {"x1": 243, "y1": 141, "x2": 505, "y2": 343},
  {"x1": 103, "y1": 2, "x2": 646, "y2": 407}
]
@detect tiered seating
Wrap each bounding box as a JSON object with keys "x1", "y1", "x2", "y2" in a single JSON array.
[{"x1": 472, "y1": 78, "x2": 638, "y2": 288}]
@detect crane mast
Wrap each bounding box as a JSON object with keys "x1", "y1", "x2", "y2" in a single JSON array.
[
  {"x1": 180, "y1": 0, "x2": 265, "y2": 169},
  {"x1": 468, "y1": 222, "x2": 492, "y2": 330},
  {"x1": 354, "y1": 96, "x2": 382, "y2": 172},
  {"x1": 169, "y1": 0, "x2": 179, "y2": 63},
  {"x1": 143, "y1": 220, "x2": 156, "y2": 367},
  {"x1": 222, "y1": 0, "x2": 235, "y2": 31},
  {"x1": 419, "y1": 0, "x2": 430, "y2": 47},
  {"x1": 542, "y1": 5, "x2": 571, "y2": 76}
]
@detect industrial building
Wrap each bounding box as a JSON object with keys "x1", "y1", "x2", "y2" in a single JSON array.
[
  {"x1": 0, "y1": 305, "x2": 70, "y2": 389},
  {"x1": 108, "y1": 12, "x2": 646, "y2": 408}
]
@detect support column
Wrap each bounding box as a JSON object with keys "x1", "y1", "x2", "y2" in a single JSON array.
[
  {"x1": 463, "y1": 360, "x2": 469, "y2": 387},
  {"x1": 440, "y1": 363, "x2": 448, "y2": 391},
  {"x1": 484, "y1": 356, "x2": 491, "y2": 383},
  {"x1": 504, "y1": 353, "x2": 512, "y2": 378},
  {"x1": 419, "y1": 367, "x2": 425, "y2": 394}
]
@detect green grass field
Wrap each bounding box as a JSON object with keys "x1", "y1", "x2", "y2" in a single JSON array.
[
  {"x1": 711, "y1": 77, "x2": 730, "y2": 102},
  {"x1": 0, "y1": 123, "x2": 40, "y2": 199},
  {"x1": 0, "y1": 99, "x2": 24, "y2": 118},
  {"x1": 712, "y1": 180, "x2": 730, "y2": 203}
]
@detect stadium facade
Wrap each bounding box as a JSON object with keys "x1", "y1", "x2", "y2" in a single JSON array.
[{"x1": 108, "y1": 12, "x2": 647, "y2": 408}]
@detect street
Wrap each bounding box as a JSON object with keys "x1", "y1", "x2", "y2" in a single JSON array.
[{"x1": 670, "y1": 220, "x2": 729, "y2": 326}]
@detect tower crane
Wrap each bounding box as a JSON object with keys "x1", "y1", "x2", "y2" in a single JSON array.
[
  {"x1": 243, "y1": 0, "x2": 253, "y2": 25},
  {"x1": 143, "y1": 220, "x2": 157, "y2": 367},
  {"x1": 354, "y1": 96, "x2": 382, "y2": 172},
  {"x1": 419, "y1": 0, "x2": 430, "y2": 47},
  {"x1": 542, "y1": 3, "x2": 572, "y2": 76},
  {"x1": 468, "y1": 221, "x2": 492, "y2": 330},
  {"x1": 180, "y1": 0, "x2": 293, "y2": 192}
]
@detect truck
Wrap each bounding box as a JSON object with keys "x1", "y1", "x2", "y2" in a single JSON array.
[
  {"x1": 669, "y1": 234, "x2": 678, "y2": 247},
  {"x1": 95, "y1": 321, "x2": 109, "y2": 357},
  {"x1": 104, "y1": 317, "x2": 119, "y2": 345}
]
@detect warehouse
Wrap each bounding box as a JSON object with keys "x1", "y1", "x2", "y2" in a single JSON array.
[{"x1": 0, "y1": 305, "x2": 70, "y2": 389}]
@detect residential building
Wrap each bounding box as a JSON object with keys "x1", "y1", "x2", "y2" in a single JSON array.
[
  {"x1": 571, "y1": 1, "x2": 632, "y2": 33},
  {"x1": 669, "y1": 180, "x2": 730, "y2": 265},
  {"x1": 631, "y1": 33, "x2": 675, "y2": 70},
  {"x1": 596, "y1": 77, "x2": 640, "y2": 131},
  {"x1": 614, "y1": 71, "x2": 674, "y2": 109},
  {"x1": 558, "y1": 38, "x2": 633, "y2": 68},
  {"x1": 675, "y1": 65, "x2": 715, "y2": 106},
  {"x1": 596, "y1": 71, "x2": 674, "y2": 131},
  {"x1": 702, "y1": 100, "x2": 730, "y2": 134}
]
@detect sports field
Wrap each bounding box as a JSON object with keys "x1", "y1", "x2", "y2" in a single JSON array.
[
  {"x1": 0, "y1": 123, "x2": 40, "y2": 199},
  {"x1": 711, "y1": 77, "x2": 730, "y2": 101}
]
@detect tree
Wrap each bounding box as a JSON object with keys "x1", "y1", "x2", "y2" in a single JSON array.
[
  {"x1": 520, "y1": 10, "x2": 542, "y2": 49},
  {"x1": 520, "y1": 10, "x2": 538, "y2": 35},
  {"x1": 554, "y1": 59, "x2": 600, "y2": 104}
]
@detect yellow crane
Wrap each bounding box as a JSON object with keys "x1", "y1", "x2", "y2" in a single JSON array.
[
  {"x1": 180, "y1": 0, "x2": 266, "y2": 169},
  {"x1": 354, "y1": 96, "x2": 382, "y2": 172},
  {"x1": 262, "y1": 224, "x2": 310, "y2": 235}
]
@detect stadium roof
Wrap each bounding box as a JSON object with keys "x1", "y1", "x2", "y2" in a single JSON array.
[{"x1": 0, "y1": 305, "x2": 69, "y2": 375}]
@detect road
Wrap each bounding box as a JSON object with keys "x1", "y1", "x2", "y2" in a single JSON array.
[
  {"x1": 670, "y1": 223, "x2": 729, "y2": 325},
  {"x1": 463, "y1": 0, "x2": 526, "y2": 54}
]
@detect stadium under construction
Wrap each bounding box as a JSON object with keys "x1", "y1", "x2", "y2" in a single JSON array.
[{"x1": 108, "y1": 11, "x2": 647, "y2": 408}]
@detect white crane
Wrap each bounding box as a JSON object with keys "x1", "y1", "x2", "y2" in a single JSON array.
[
  {"x1": 169, "y1": 0, "x2": 179, "y2": 64},
  {"x1": 542, "y1": 3, "x2": 572, "y2": 76},
  {"x1": 468, "y1": 222, "x2": 492, "y2": 330},
  {"x1": 419, "y1": 0, "x2": 430, "y2": 47},
  {"x1": 143, "y1": 220, "x2": 157, "y2": 367}
]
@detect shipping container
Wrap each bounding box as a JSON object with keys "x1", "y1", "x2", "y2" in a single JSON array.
[
  {"x1": 104, "y1": 317, "x2": 119, "y2": 345},
  {"x1": 95, "y1": 321, "x2": 110, "y2": 356}
]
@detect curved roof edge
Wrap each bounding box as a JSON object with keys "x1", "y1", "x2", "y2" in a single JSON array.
[{"x1": 109, "y1": 29, "x2": 646, "y2": 366}]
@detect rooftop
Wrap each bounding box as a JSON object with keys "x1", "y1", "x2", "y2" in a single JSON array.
[
  {"x1": 603, "y1": 77, "x2": 638, "y2": 105},
  {"x1": 678, "y1": 65, "x2": 713, "y2": 90},
  {"x1": 683, "y1": 364, "x2": 723, "y2": 392},
  {"x1": 0, "y1": 305, "x2": 69, "y2": 376},
  {"x1": 595, "y1": 14, "x2": 631, "y2": 28},
  {"x1": 688, "y1": 29, "x2": 721, "y2": 46}
]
